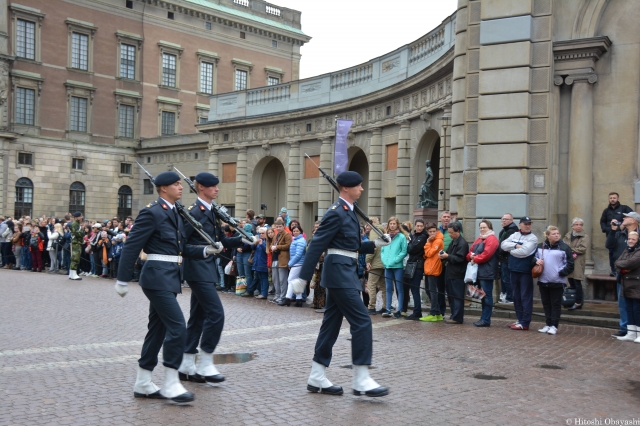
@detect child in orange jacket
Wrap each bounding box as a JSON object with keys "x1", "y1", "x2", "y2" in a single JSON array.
[{"x1": 421, "y1": 223, "x2": 444, "y2": 321}]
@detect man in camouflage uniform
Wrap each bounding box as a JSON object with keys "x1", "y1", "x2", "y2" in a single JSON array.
[{"x1": 69, "y1": 211, "x2": 84, "y2": 281}]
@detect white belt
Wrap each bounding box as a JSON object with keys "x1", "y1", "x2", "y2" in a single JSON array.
[
  {"x1": 147, "y1": 254, "x2": 183, "y2": 264},
  {"x1": 327, "y1": 248, "x2": 357, "y2": 259}
]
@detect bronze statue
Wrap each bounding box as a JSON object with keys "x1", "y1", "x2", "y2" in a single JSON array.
[{"x1": 418, "y1": 160, "x2": 438, "y2": 208}]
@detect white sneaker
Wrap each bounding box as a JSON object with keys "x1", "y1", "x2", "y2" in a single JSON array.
[
  {"x1": 538, "y1": 326, "x2": 550, "y2": 333},
  {"x1": 499, "y1": 293, "x2": 506, "y2": 303},
  {"x1": 547, "y1": 326, "x2": 557, "y2": 335}
]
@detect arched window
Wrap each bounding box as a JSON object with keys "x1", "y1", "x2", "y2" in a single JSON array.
[
  {"x1": 69, "y1": 181, "x2": 86, "y2": 216},
  {"x1": 118, "y1": 185, "x2": 133, "y2": 220},
  {"x1": 14, "y1": 178, "x2": 33, "y2": 218}
]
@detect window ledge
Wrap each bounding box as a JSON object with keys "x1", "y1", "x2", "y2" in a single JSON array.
[
  {"x1": 115, "y1": 77, "x2": 141, "y2": 84},
  {"x1": 66, "y1": 67, "x2": 93, "y2": 75},
  {"x1": 197, "y1": 91, "x2": 214, "y2": 97},
  {"x1": 118, "y1": 173, "x2": 133, "y2": 178},
  {"x1": 158, "y1": 84, "x2": 180, "y2": 91},
  {"x1": 17, "y1": 163, "x2": 35, "y2": 169},
  {"x1": 15, "y1": 57, "x2": 42, "y2": 65},
  {"x1": 71, "y1": 169, "x2": 87, "y2": 175}
]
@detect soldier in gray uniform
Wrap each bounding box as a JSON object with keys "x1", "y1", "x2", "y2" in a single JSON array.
[
  {"x1": 115, "y1": 171, "x2": 219, "y2": 403},
  {"x1": 290, "y1": 171, "x2": 391, "y2": 397},
  {"x1": 178, "y1": 172, "x2": 257, "y2": 384}
]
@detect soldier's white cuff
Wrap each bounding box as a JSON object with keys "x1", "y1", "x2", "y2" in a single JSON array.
[
  {"x1": 116, "y1": 280, "x2": 128, "y2": 287},
  {"x1": 203, "y1": 246, "x2": 209, "y2": 258}
]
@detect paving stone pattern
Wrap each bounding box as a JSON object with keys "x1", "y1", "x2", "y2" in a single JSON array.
[{"x1": 0, "y1": 269, "x2": 638, "y2": 425}]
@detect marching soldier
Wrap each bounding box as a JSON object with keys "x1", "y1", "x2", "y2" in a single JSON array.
[
  {"x1": 178, "y1": 172, "x2": 257, "y2": 384},
  {"x1": 290, "y1": 171, "x2": 391, "y2": 397},
  {"x1": 68, "y1": 211, "x2": 84, "y2": 281},
  {"x1": 115, "y1": 171, "x2": 219, "y2": 403}
]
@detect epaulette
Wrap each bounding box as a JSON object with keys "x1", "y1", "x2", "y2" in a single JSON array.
[
  {"x1": 188, "y1": 205, "x2": 193, "y2": 211},
  {"x1": 331, "y1": 203, "x2": 339, "y2": 210},
  {"x1": 146, "y1": 201, "x2": 158, "y2": 208}
]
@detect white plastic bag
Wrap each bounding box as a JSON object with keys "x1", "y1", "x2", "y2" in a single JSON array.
[
  {"x1": 224, "y1": 261, "x2": 233, "y2": 275},
  {"x1": 464, "y1": 263, "x2": 478, "y2": 283}
]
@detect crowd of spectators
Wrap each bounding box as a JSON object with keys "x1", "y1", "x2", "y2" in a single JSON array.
[{"x1": 2, "y1": 192, "x2": 638, "y2": 342}]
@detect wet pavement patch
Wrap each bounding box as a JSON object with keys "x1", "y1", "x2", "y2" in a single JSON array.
[
  {"x1": 214, "y1": 352, "x2": 258, "y2": 364},
  {"x1": 535, "y1": 364, "x2": 565, "y2": 370},
  {"x1": 473, "y1": 374, "x2": 507, "y2": 380}
]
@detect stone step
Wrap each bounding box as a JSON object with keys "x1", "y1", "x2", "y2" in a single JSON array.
[{"x1": 462, "y1": 305, "x2": 620, "y2": 328}]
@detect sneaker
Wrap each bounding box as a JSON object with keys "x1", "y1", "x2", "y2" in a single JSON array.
[
  {"x1": 420, "y1": 315, "x2": 437, "y2": 322},
  {"x1": 538, "y1": 326, "x2": 550, "y2": 333},
  {"x1": 503, "y1": 300, "x2": 514, "y2": 304},
  {"x1": 400, "y1": 311, "x2": 408, "y2": 317},
  {"x1": 254, "y1": 295, "x2": 267, "y2": 299},
  {"x1": 547, "y1": 326, "x2": 557, "y2": 335},
  {"x1": 508, "y1": 321, "x2": 520, "y2": 328},
  {"x1": 367, "y1": 309, "x2": 377, "y2": 315},
  {"x1": 510, "y1": 323, "x2": 528, "y2": 330},
  {"x1": 499, "y1": 293, "x2": 506, "y2": 303},
  {"x1": 381, "y1": 310, "x2": 392, "y2": 318},
  {"x1": 393, "y1": 312, "x2": 402, "y2": 319},
  {"x1": 404, "y1": 314, "x2": 421, "y2": 321}
]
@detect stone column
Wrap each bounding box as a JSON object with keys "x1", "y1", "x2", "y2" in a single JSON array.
[
  {"x1": 207, "y1": 147, "x2": 219, "y2": 176},
  {"x1": 396, "y1": 120, "x2": 411, "y2": 219},
  {"x1": 286, "y1": 140, "x2": 300, "y2": 220},
  {"x1": 235, "y1": 146, "x2": 248, "y2": 214},
  {"x1": 0, "y1": 150, "x2": 4, "y2": 216},
  {"x1": 567, "y1": 73, "x2": 597, "y2": 274},
  {"x1": 368, "y1": 128, "x2": 382, "y2": 219},
  {"x1": 317, "y1": 137, "x2": 333, "y2": 219}
]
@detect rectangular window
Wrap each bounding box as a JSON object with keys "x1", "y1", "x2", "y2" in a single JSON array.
[
  {"x1": 16, "y1": 19, "x2": 35, "y2": 60},
  {"x1": 386, "y1": 105, "x2": 391, "y2": 116},
  {"x1": 161, "y1": 111, "x2": 175, "y2": 135},
  {"x1": 126, "y1": 0, "x2": 133, "y2": 8},
  {"x1": 70, "y1": 96, "x2": 88, "y2": 132},
  {"x1": 120, "y1": 163, "x2": 132, "y2": 175},
  {"x1": 69, "y1": 190, "x2": 85, "y2": 206},
  {"x1": 15, "y1": 87, "x2": 35, "y2": 125},
  {"x1": 306, "y1": 123, "x2": 312, "y2": 132},
  {"x1": 304, "y1": 156, "x2": 320, "y2": 179},
  {"x1": 200, "y1": 61, "x2": 214, "y2": 94},
  {"x1": 168, "y1": 11, "x2": 174, "y2": 20},
  {"x1": 223, "y1": 133, "x2": 229, "y2": 142},
  {"x1": 72, "y1": 158, "x2": 85, "y2": 170},
  {"x1": 267, "y1": 76, "x2": 279, "y2": 86},
  {"x1": 235, "y1": 69, "x2": 247, "y2": 91},
  {"x1": 120, "y1": 43, "x2": 136, "y2": 79},
  {"x1": 222, "y1": 163, "x2": 237, "y2": 182},
  {"x1": 162, "y1": 53, "x2": 177, "y2": 87},
  {"x1": 272, "y1": 40, "x2": 277, "y2": 48},
  {"x1": 199, "y1": 117, "x2": 207, "y2": 124},
  {"x1": 240, "y1": 31, "x2": 245, "y2": 39},
  {"x1": 71, "y1": 32, "x2": 89, "y2": 70},
  {"x1": 18, "y1": 152, "x2": 33, "y2": 165},
  {"x1": 119, "y1": 104, "x2": 135, "y2": 138},
  {"x1": 143, "y1": 179, "x2": 154, "y2": 194},
  {"x1": 386, "y1": 143, "x2": 398, "y2": 170},
  {"x1": 205, "y1": 22, "x2": 212, "y2": 30}
]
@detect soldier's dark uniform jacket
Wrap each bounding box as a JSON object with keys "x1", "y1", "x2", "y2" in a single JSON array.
[
  {"x1": 183, "y1": 199, "x2": 243, "y2": 283},
  {"x1": 299, "y1": 198, "x2": 375, "y2": 290},
  {"x1": 117, "y1": 197, "x2": 205, "y2": 293}
]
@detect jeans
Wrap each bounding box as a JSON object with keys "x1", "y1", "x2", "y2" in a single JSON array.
[
  {"x1": 567, "y1": 278, "x2": 584, "y2": 305},
  {"x1": 479, "y1": 279, "x2": 494, "y2": 324},
  {"x1": 447, "y1": 278, "x2": 465, "y2": 322},
  {"x1": 90, "y1": 252, "x2": 96, "y2": 275},
  {"x1": 437, "y1": 266, "x2": 448, "y2": 316},
  {"x1": 249, "y1": 271, "x2": 269, "y2": 297},
  {"x1": 618, "y1": 281, "x2": 628, "y2": 332},
  {"x1": 101, "y1": 260, "x2": 109, "y2": 276},
  {"x1": 510, "y1": 271, "x2": 534, "y2": 327},
  {"x1": 407, "y1": 270, "x2": 424, "y2": 317},
  {"x1": 609, "y1": 247, "x2": 617, "y2": 273},
  {"x1": 625, "y1": 297, "x2": 640, "y2": 327},
  {"x1": 236, "y1": 252, "x2": 253, "y2": 287},
  {"x1": 500, "y1": 262, "x2": 513, "y2": 301},
  {"x1": 538, "y1": 283, "x2": 564, "y2": 327},
  {"x1": 22, "y1": 247, "x2": 32, "y2": 269},
  {"x1": 384, "y1": 268, "x2": 404, "y2": 312},
  {"x1": 427, "y1": 275, "x2": 441, "y2": 315}
]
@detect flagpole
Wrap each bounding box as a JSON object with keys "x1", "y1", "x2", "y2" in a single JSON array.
[{"x1": 331, "y1": 115, "x2": 338, "y2": 205}]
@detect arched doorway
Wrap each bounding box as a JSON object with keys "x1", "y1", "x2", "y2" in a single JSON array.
[
  {"x1": 414, "y1": 130, "x2": 440, "y2": 208},
  {"x1": 15, "y1": 177, "x2": 34, "y2": 218},
  {"x1": 117, "y1": 185, "x2": 133, "y2": 220},
  {"x1": 348, "y1": 147, "x2": 369, "y2": 214},
  {"x1": 252, "y1": 156, "x2": 286, "y2": 223}
]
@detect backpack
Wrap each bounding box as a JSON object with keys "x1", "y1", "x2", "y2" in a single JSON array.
[
  {"x1": 56, "y1": 235, "x2": 65, "y2": 251},
  {"x1": 29, "y1": 234, "x2": 39, "y2": 248}
]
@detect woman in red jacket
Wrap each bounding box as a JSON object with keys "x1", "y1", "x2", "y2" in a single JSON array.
[{"x1": 466, "y1": 219, "x2": 500, "y2": 327}]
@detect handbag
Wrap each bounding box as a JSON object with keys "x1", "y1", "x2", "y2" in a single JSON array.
[
  {"x1": 464, "y1": 263, "x2": 478, "y2": 283},
  {"x1": 532, "y1": 246, "x2": 544, "y2": 278},
  {"x1": 403, "y1": 261, "x2": 418, "y2": 279},
  {"x1": 247, "y1": 251, "x2": 254, "y2": 265},
  {"x1": 467, "y1": 284, "x2": 486, "y2": 300},
  {"x1": 562, "y1": 286, "x2": 577, "y2": 307},
  {"x1": 235, "y1": 276, "x2": 247, "y2": 295}
]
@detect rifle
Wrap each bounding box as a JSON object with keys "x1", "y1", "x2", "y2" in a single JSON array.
[
  {"x1": 304, "y1": 154, "x2": 389, "y2": 242},
  {"x1": 135, "y1": 162, "x2": 218, "y2": 247},
  {"x1": 172, "y1": 167, "x2": 254, "y2": 241}
]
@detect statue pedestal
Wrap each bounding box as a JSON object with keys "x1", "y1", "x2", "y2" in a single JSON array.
[{"x1": 414, "y1": 208, "x2": 438, "y2": 224}]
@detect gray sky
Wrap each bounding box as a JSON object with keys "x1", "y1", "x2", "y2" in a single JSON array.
[{"x1": 274, "y1": 0, "x2": 458, "y2": 79}]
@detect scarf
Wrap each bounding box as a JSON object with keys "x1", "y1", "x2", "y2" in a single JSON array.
[
  {"x1": 479, "y1": 230, "x2": 495, "y2": 239},
  {"x1": 389, "y1": 230, "x2": 399, "y2": 240}
]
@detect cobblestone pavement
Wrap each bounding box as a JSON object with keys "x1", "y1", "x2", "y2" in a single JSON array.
[{"x1": 1, "y1": 269, "x2": 639, "y2": 426}]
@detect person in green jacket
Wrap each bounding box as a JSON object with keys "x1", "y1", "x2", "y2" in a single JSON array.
[
  {"x1": 69, "y1": 212, "x2": 84, "y2": 281},
  {"x1": 381, "y1": 217, "x2": 408, "y2": 318}
]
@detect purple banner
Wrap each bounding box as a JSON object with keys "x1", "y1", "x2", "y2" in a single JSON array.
[{"x1": 333, "y1": 119, "x2": 353, "y2": 175}]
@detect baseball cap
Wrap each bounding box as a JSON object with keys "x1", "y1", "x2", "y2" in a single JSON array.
[
  {"x1": 623, "y1": 212, "x2": 640, "y2": 222},
  {"x1": 257, "y1": 214, "x2": 265, "y2": 219},
  {"x1": 519, "y1": 216, "x2": 532, "y2": 224}
]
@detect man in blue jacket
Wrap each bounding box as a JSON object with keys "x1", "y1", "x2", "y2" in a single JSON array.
[
  {"x1": 115, "y1": 172, "x2": 219, "y2": 403},
  {"x1": 290, "y1": 171, "x2": 391, "y2": 397},
  {"x1": 178, "y1": 172, "x2": 256, "y2": 385}
]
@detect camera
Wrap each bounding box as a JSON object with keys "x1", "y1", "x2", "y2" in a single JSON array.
[
  {"x1": 439, "y1": 250, "x2": 445, "y2": 255},
  {"x1": 612, "y1": 220, "x2": 620, "y2": 226},
  {"x1": 260, "y1": 203, "x2": 267, "y2": 210}
]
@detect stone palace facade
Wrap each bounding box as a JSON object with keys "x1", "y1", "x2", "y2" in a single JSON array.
[{"x1": 2, "y1": 0, "x2": 640, "y2": 281}]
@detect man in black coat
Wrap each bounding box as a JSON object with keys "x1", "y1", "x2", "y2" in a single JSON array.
[
  {"x1": 178, "y1": 172, "x2": 255, "y2": 385},
  {"x1": 600, "y1": 192, "x2": 633, "y2": 275},
  {"x1": 498, "y1": 213, "x2": 519, "y2": 303},
  {"x1": 403, "y1": 219, "x2": 428, "y2": 320},
  {"x1": 115, "y1": 172, "x2": 218, "y2": 403},
  {"x1": 439, "y1": 221, "x2": 469, "y2": 324},
  {"x1": 289, "y1": 171, "x2": 390, "y2": 397}
]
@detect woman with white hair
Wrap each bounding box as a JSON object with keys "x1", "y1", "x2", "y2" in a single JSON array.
[
  {"x1": 47, "y1": 222, "x2": 63, "y2": 273},
  {"x1": 563, "y1": 218, "x2": 590, "y2": 310}
]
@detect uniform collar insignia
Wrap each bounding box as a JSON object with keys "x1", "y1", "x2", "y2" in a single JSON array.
[
  {"x1": 162, "y1": 204, "x2": 168, "y2": 210},
  {"x1": 343, "y1": 205, "x2": 348, "y2": 210},
  {"x1": 200, "y1": 205, "x2": 206, "y2": 211}
]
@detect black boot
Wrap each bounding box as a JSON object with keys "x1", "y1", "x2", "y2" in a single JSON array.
[{"x1": 278, "y1": 298, "x2": 291, "y2": 306}]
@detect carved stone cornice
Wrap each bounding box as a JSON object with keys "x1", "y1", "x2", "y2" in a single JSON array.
[{"x1": 553, "y1": 36, "x2": 611, "y2": 84}]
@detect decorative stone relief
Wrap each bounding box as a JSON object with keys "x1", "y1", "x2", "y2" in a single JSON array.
[
  {"x1": 301, "y1": 82, "x2": 321, "y2": 93},
  {"x1": 438, "y1": 82, "x2": 444, "y2": 98},
  {"x1": 263, "y1": 127, "x2": 270, "y2": 138},
  {"x1": 412, "y1": 93, "x2": 419, "y2": 109},
  {"x1": 446, "y1": 78, "x2": 452, "y2": 94},
  {"x1": 284, "y1": 124, "x2": 291, "y2": 136},
  {"x1": 315, "y1": 119, "x2": 323, "y2": 132},
  {"x1": 382, "y1": 57, "x2": 400, "y2": 73},
  {"x1": 253, "y1": 129, "x2": 259, "y2": 139},
  {"x1": 366, "y1": 109, "x2": 372, "y2": 122},
  {"x1": 403, "y1": 97, "x2": 410, "y2": 112},
  {"x1": 0, "y1": 62, "x2": 9, "y2": 130},
  {"x1": 232, "y1": 131, "x2": 240, "y2": 142},
  {"x1": 356, "y1": 111, "x2": 363, "y2": 124},
  {"x1": 375, "y1": 107, "x2": 382, "y2": 120},
  {"x1": 242, "y1": 130, "x2": 250, "y2": 140},
  {"x1": 421, "y1": 90, "x2": 428, "y2": 105},
  {"x1": 393, "y1": 100, "x2": 400, "y2": 114}
]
